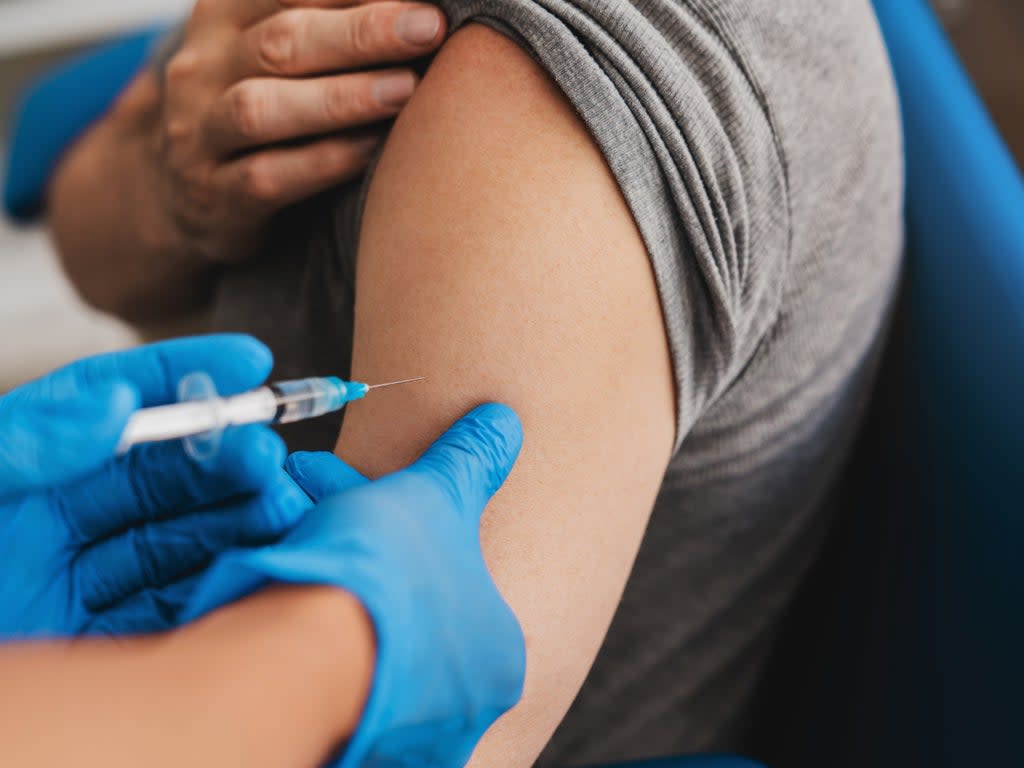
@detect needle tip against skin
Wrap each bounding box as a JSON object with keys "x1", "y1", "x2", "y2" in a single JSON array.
[{"x1": 365, "y1": 377, "x2": 427, "y2": 391}]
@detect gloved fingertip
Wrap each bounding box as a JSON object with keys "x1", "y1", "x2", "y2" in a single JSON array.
[
  {"x1": 463, "y1": 403, "x2": 524, "y2": 456},
  {"x1": 72, "y1": 378, "x2": 139, "y2": 411},
  {"x1": 457, "y1": 403, "x2": 524, "y2": 477},
  {"x1": 103, "y1": 380, "x2": 142, "y2": 418},
  {"x1": 212, "y1": 425, "x2": 287, "y2": 485},
  {"x1": 219, "y1": 334, "x2": 274, "y2": 380},
  {"x1": 413, "y1": 402, "x2": 523, "y2": 512},
  {"x1": 0, "y1": 380, "x2": 141, "y2": 494},
  {"x1": 161, "y1": 334, "x2": 274, "y2": 396},
  {"x1": 268, "y1": 475, "x2": 312, "y2": 529},
  {"x1": 286, "y1": 451, "x2": 368, "y2": 502},
  {"x1": 253, "y1": 426, "x2": 288, "y2": 467},
  {"x1": 71, "y1": 379, "x2": 140, "y2": 445},
  {"x1": 233, "y1": 474, "x2": 311, "y2": 540},
  {"x1": 283, "y1": 451, "x2": 320, "y2": 478}
]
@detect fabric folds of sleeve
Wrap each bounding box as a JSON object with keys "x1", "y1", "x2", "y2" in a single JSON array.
[{"x1": 433, "y1": 0, "x2": 791, "y2": 453}]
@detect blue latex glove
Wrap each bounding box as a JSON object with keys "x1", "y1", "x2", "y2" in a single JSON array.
[
  {"x1": 185, "y1": 404, "x2": 526, "y2": 768},
  {"x1": 0, "y1": 335, "x2": 309, "y2": 640}
]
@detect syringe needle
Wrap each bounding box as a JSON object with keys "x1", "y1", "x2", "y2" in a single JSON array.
[{"x1": 366, "y1": 377, "x2": 426, "y2": 391}]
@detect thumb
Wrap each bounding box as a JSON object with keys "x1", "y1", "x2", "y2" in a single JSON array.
[
  {"x1": 0, "y1": 380, "x2": 139, "y2": 498},
  {"x1": 285, "y1": 451, "x2": 368, "y2": 503},
  {"x1": 409, "y1": 403, "x2": 523, "y2": 519}
]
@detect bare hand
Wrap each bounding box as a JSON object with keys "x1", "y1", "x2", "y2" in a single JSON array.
[{"x1": 149, "y1": 0, "x2": 446, "y2": 263}]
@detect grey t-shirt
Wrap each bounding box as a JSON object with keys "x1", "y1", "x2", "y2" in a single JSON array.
[{"x1": 210, "y1": 0, "x2": 904, "y2": 763}]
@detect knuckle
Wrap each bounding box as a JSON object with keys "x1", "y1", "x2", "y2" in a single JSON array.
[
  {"x1": 161, "y1": 117, "x2": 194, "y2": 152},
  {"x1": 176, "y1": 165, "x2": 218, "y2": 214},
  {"x1": 257, "y1": 12, "x2": 302, "y2": 73},
  {"x1": 165, "y1": 160, "x2": 204, "y2": 217},
  {"x1": 52, "y1": 489, "x2": 87, "y2": 544},
  {"x1": 228, "y1": 84, "x2": 267, "y2": 139},
  {"x1": 241, "y1": 159, "x2": 279, "y2": 204},
  {"x1": 321, "y1": 142, "x2": 367, "y2": 179},
  {"x1": 165, "y1": 48, "x2": 201, "y2": 85},
  {"x1": 130, "y1": 528, "x2": 161, "y2": 588},
  {"x1": 324, "y1": 83, "x2": 364, "y2": 122},
  {"x1": 189, "y1": 0, "x2": 218, "y2": 24},
  {"x1": 352, "y1": 6, "x2": 386, "y2": 54}
]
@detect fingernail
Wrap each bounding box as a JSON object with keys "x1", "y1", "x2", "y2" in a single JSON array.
[
  {"x1": 353, "y1": 136, "x2": 381, "y2": 157},
  {"x1": 373, "y1": 72, "x2": 417, "y2": 108},
  {"x1": 396, "y1": 8, "x2": 442, "y2": 46}
]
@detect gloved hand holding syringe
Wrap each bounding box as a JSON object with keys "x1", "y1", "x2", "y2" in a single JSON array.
[{"x1": 117, "y1": 374, "x2": 425, "y2": 458}]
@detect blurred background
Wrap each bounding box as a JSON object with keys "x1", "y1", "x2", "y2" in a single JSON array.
[
  {"x1": 0, "y1": 0, "x2": 1021, "y2": 389},
  {"x1": 0, "y1": 0, "x2": 190, "y2": 389}
]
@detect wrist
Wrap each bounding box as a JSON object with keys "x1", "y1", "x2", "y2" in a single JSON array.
[
  {"x1": 177, "y1": 586, "x2": 376, "y2": 766},
  {"x1": 127, "y1": 111, "x2": 194, "y2": 267},
  {"x1": 46, "y1": 69, "x2": 220, "y2": 324},
  {"x1": 103, "y1": 72, "x2": 205, "y2": 273}
]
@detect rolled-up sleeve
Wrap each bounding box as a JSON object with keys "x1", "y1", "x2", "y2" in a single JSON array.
[{"x1": 435, "y1": 0, "x2": 792, "y2": 452}]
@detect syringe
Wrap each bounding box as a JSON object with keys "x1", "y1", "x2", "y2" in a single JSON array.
[{"x1": 117, "y1": 375, "x2": 424, "y2": 455}]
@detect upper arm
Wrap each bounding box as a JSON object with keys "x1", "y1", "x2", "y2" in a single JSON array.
[{"x1": 335, "y1": 24, "x2": 676, "y2": 766}]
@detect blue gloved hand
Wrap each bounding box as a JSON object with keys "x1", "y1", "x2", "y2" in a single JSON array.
[
  {"x1": 185, "y1": 404, "x2": 526, "y2": 768},
  {"x1": 0, "y1": 335, "x2": 309, "y2": 640}
]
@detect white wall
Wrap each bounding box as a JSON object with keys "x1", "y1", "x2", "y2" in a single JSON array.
[
  {"x1": 0, "y1": 0, "x2": 190, "y2": 58},
  {"x1": 0, "y1": 221, "x2": 136, "y2": 391}
]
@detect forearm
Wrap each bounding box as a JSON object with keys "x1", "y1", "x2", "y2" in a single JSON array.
[
  {"x1": 0, "y1": 586, "x2": 375, "y2": 768},
  {"x1": 48, "y1": 74, "x2": 216, "y2": 324}
]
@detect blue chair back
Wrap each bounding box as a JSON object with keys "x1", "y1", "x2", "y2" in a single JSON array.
[
  {"x1": 3, "y1": 27, "x2": 168, "y2": 222},
  {"x1": 750, "y1": 1, "x2": 1024, "y2": 765}
]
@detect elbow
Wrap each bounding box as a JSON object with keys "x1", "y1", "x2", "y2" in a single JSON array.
[
  {"x1": 54, "y1": 251, "x2": 125, "y2": 319},
  {"x1": 49, "y1": 192, "x2": 214, "y2": 326},
  {"x1": 48, "y1": 227, "x2": 135, "y2": 322},
  {"x1": 68, "y1": 276, "x2": 150, "y2": 327},
  {"x1": 54, "y1": 239, "x2": 214, "y2": 327}
]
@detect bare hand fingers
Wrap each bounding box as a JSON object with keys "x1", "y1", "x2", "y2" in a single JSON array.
[
  {"x1": 221, "y1": 133, "x2": 381, "y2": 212},
  {"x1": 235, "y1": 4, "x2": 445, "y2": 79},
  {"x1": 206, "y1": 70, "x2": 414, "y2": 154},
  {"x1": 191, "y1": 0, "x2": 376, "y2": 30}
]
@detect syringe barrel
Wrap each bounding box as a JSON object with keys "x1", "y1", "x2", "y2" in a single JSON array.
[
  {"x1": 117, "y1": 389, "x2": 279, "y2": 454},
  {"x1": 116, "y1": 377, "x2": 364, "y2": 454},
  {"x1": 117, "y1": 400, "x2": 225, "y2": 452},
  {"x1": 269, "y1": 377, "x2": 360, "y2": 424}
]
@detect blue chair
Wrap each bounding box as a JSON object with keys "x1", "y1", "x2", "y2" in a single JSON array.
[
  {"x1": 2, "y1": 27, "x2": 169, "y2": 222},
  {"x1": 750, "y1": 1, "x2": 1024, "y2": 765}
]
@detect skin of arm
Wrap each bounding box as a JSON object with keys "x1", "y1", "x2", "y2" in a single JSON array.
[
  {"x1": 0, "y1": 586, "x2": 375, "y2": 768},
  {"x1": 338, "y1": 23, "x2": 676, "y2": 766}
]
